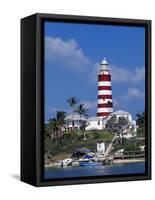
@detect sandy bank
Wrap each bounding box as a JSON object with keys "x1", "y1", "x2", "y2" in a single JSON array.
[{"x1": 113, "y1": 158, "x2": 145, "y2": 164}]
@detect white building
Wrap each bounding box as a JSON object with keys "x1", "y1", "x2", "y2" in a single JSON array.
[
  {"x1": 65, "y1": 110, "x2": 136, "y2": 137},
  {"x1": 87, "y1": 110, "x2": 136, "y2": 138},
  {"x1": 97, "y1": 141, "x2": 105, "y2": 154},
  {"x1": 108, "y1": 110, "x2": 132, "y2": 122},
  {"x1": 86, "y1": 117, "x2": 103, "y2": 130},
  {"x1": 65, "y1": 113, "x2": 87, "y2": 131}
]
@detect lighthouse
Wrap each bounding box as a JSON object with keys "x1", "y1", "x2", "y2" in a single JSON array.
[{"x1": 97, "y1": 58, "x2": 113, "y2": 117}]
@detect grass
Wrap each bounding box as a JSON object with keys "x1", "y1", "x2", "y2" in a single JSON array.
[{"x1": 46, "y1": 130, "x2": 114, "y2": 160}]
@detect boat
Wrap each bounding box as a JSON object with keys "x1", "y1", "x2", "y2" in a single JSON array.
[
  {"x1": 61, "y1": 158, "x2": 72, "y2": 166},
  {"x1": 79, "y1": 159, "x2": 98, "y2": 166}
]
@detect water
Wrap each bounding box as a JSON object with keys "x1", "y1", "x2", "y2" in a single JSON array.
[{"x1": 44, "y1": 162, "x2": 145, "y2": 179}]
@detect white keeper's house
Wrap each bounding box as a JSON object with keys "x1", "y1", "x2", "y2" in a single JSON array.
[{"x1": 65, "y1": 113, "x2": 87, "y2": 131}]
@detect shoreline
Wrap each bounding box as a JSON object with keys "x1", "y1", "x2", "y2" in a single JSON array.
[
  {"x1": 113, "y1": 158, "x2": 145, "y2": 164},
  {"x1": 45, "y1": 158, "x2": 145, "y2": 168}
]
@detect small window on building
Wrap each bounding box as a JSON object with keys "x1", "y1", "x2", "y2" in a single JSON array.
[{"x1": 98, "y1": 121, "x2": 100, "y2": 125}]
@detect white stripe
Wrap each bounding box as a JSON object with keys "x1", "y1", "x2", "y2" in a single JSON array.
[
  {"x1": 98, "y1": 99, "x2": 112, "y2": 104},
  {"x1": 98, "y1": 90, "x2": 112, "y2": 95},
  {"x1": 99, "y1": 71, "x2": 110, "y2": 75},
  {"x1": 97, "y1": 108, "x2": 113, "y2": 113},
  {"x1": 98, "y1": 81, "x2": 111, "y2": 86}
]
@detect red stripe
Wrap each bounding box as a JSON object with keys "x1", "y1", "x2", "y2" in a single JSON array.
[
  {"x1": 97, "y1": 112, "x2": 111, "y2": 117},
  {"x1": 98, "y1": 103, "x2": 113, "y2": 108},
  {"x1": 98, "y1": 75, "x2": 111, "y2": 81},
  {"x1": 98, "y1": 95, "x2": 112, "y2": 99},
  {"x1": 98, "y1": 86, "x2": 111, "y2": 90}
]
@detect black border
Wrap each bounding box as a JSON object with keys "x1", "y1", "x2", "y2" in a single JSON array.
[{"x1": 35, "y1": 13, "x2": 151, "y2": 186}]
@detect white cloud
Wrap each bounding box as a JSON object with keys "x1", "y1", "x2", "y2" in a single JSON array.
[
  {"x1": 81, "y1": 100, "x2": 97, "y2": 110},
  {"x1": 122, "y1": 87, "x2": 144, "y2": 100},
  {"x1": 113, "y1": 98, "x2": 120, "y2": 109},
  {"x1": 45, "y1": 36, "x2": 145, "y2": 85},
  {"x1": 87, "y1": 62, "x2": 99, "y2": 84},
  {"x1": 112, "y1": 66, "x2": 145, "y2": 83},
  {"x1": 45, "y1": 37, "x2": 92, "y2": 73}
]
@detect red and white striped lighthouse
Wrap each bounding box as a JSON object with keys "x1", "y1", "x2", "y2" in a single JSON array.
[{"x1": 97, "y1": 58, "x2": 113, "y2": 117}]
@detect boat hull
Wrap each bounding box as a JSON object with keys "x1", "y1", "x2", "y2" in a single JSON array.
[{"x1": 79, "y1": 161, "x2": 99, "y2": 166}]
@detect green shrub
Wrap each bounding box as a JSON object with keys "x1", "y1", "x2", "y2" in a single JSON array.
[
  {"x1": 137, "y1": 127, "x2": 145, "y2": 137},
  {"x1": 113, "y1": 138, "x2": 140, "y2": 152},
  {"x1": 93, "y1": 131, "x2": 101, "y2": 139}
]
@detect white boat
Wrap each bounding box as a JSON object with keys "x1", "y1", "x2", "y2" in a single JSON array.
[
  {"x1": 61, "y1": 158, "x2": 72, "y2": 166},
  {"x1": 79, "y1": 160, "x2": 96, "y2": 166}
]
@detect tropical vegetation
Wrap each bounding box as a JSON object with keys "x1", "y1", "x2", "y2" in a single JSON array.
[
  {"x1": 44, "y1": 97, "x2": 145, "y2": 161},
  {"x1": 136, "y1": 111, "x2": 145, "y2": 137}
]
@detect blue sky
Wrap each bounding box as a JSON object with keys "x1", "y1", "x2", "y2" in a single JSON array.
[{"x1": 44, "y1": 21, "x2": 145, "y2": 121}]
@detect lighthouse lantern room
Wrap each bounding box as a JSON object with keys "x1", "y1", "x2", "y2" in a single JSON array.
[{"x1": 97, "y1": 58, "x2": 113, "y2": 118}]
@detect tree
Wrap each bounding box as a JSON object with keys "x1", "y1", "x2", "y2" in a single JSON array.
[
  {"x1": 106, "y1": 116, "x2": 130, "y2": 143},
  {"x1": 44, "y1": 123, "x2": 51, "y2": 139},
  {"x1": 80, "y1": 121, "x2": 88, "y2": 132},
  {"x1": 52, "y1": 111, "x2": 66, "y2": 139},
  {"x1": 117, "y1": 117, "x2": 130, "y2": 139},
  {"x1": 46, "y1": 111, "x2": 66, "y2": 150},
  {"x1": 80, "y1": 121, "x2": 88, "y2": 141},
  {"x1": 136, "y1": 111, "x2": 145, "y2": 137},
  {"x1": 56, "y1": 111, "x2": 66, "y2": 136},
  {"x1": 118, "y1": 117, "x2": 130, "y2": 129},
  {"x1": 67, "y1": 97, "x2": 79, "y2": 130},
  {"x1": 74, "y1": 104, "x2": 89, "y2": 140},
  {"x1": 44, "y1": 123, "x2": 52, "y2": 154},
  {"x1": 48, "y1": 117, "x2": 59, "y2": 140},
  {"x1": 136, "y1": 111, "x2": 145, "y2": 127},
  {"x1": 105, "y1": 115, "x2": 118, "y2": 132},
  {"x1": 74, "y1": 104, "x2": 88, "y2": 118}
]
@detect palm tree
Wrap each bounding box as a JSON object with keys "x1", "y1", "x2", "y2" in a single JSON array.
[
  {"x1": 48, "y1": 118, "x2": 59, "y2": 140},
  {"x1": 47, "y1": 111, "x2": 66, "y2": 150},
  {"x1": 67, "y1": 97, "x2": 79, "y2": 131},
  {"x1": 80, "y1": 121, "x2": 88, "y2": 132},
  {"x1": 74, "y1": 104, "x2": 88, "y2": 140},
  {"x1": 75, "y1": 104, "x2": 88, "y2": 117},
  {"x1": 44, "y1": 123, "x2": 52, "y2": 155},
  {"x1": 56, "y1": 111, "x2": 66, "y2": 137},
  {"x1": 67, "y1": 96, "x2": 79, "y2": 108}
]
